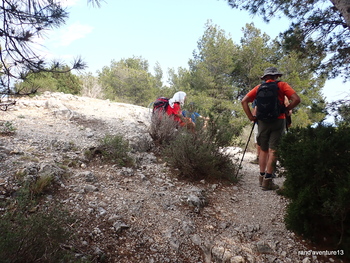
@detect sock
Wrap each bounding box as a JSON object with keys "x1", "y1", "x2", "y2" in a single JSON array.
[
  {"x1": 260, "y1": 172, "x2": 265, "y2": 176},
  {"x1": 265, "y1": 173, "x2": 273, "y2": 178}
]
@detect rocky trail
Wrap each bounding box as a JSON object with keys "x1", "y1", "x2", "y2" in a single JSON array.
[{"x1": 0, "y1": 92, "x2": 344, "y2": 263}]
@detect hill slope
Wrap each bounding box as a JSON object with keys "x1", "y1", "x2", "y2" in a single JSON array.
[{"x1": 0, "y1": 92, "x2": 338, "y2": 262}]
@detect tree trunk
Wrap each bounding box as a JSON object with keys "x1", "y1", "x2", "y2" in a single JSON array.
[{"x1": 330, "y1": 0, "x2": 350, "y2": 28}]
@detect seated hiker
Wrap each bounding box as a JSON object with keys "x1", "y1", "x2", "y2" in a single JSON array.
[
  {"x1": 182, "y1": 102, "x2": 209, "y2": 127},
  {"x1": 166, "y1": 91, "x2": 195, "y2": 131}
]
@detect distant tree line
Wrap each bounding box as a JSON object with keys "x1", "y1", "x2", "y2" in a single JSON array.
[{"x1": 22, "y1": 21, "x2": 327, "y2": 129}]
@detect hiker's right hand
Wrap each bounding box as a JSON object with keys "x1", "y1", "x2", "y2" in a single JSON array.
[
  {"x1": 250, "y1": 116, "x2": 257, "y2": 122},
  {"x1": 285, "y1": 109, "x2": 292, "y2": 116}
]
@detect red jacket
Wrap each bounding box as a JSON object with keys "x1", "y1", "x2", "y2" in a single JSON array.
[{"x1": 166, "y1": 102, "x2": 182, "y2": 124}]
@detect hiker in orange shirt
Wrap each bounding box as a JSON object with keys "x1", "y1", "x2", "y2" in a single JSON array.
[{"x1": 241, "y1": 67, "x2": 300, "y2": 190}]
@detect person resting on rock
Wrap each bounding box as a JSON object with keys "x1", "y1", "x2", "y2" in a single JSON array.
[
  {"x1": 166, "y1": 91, "x2": 195, "y2": 132},
  {"x1": 182, "y1": 102, "x2": 209, "y2": 128}
]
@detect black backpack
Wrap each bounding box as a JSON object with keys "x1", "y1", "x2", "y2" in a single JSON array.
[
  {"x1": 255, "y1": 81, "x2": 284, "y2": 122},
  {"x1": 152, "y1": 97, "x2": 169, "y2": 114}
]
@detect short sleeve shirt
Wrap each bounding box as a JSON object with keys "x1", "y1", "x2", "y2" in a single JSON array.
[{"x1": 246, "y1": 80, "x2": 296, "y2": 119}]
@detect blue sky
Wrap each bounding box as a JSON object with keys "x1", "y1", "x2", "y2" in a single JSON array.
[{"x1": 40, "y1": 0, "x2": 348, "y2": 103}]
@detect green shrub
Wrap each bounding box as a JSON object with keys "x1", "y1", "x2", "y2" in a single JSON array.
[
  {"x1": 0, "y1": 121, "x2": 16, "y2": 135},
  {"x1": 162, "y1": 115, "x2": 239, "y2": 182},
  {"x1": 15, "y1": 65, "x2": 82, "y2": 95},
  {"x1": 205, "y1": 110, "x2": 239, "y2": 147},
  {"x1": 0, "y1": 166, "x2": 90, "y2": 262},
  {"x1": 15, "y1": 165, "x2": 67, "y2": 200},
  {"x1": 29, "y1": 174, "x2": 54, "y2": 196},
  {"x1": 278, "y1": 124, "x2": 350, "y2": 258},
  {"x1": 86, "y1": 134, "x2": 133, "y2": 167},
  {"x1": 14, "y1": 174, "x2": 56, "y2": 201},
  {"x1": 0, "y1": 204, "x2": 90, "y2": 263}
]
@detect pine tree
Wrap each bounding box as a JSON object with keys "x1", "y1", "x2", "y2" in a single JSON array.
[
  {"x1": 0, "y1": 0, "x2": 101, "y2": 105},
  {"x1": 226, "y1": 0, "x2": 350, "y2": 80}
]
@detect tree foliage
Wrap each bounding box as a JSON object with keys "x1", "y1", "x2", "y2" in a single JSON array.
[
  {"x1": 166, "y1": 67, "x2": 191, "y2": 95},
  {"x1": 326, "y1": 98, "x2": 350, "y2": 125},
  {"x1": 227, "y1": 0, "x2": 350, "y2": 81},
  {"x1": 231, "y1": 23, "x2": 327, "y2": 126},
  {"x1": 0, "y1": 0, "x2": 102, "y2": 106},
  {"x1": 189, "y1": 20, "x2": 236, "y2": 102},
  {"x1": 278, "y1": 124, "x2": 350, "y2": 257},
  {"x1": 231, "y1": 23, "x2": 281, "y2": 99},
  {"x1": 169, "y1": 22, "x2": 327, "y2": 128},
  {"x1": 98, "y1": 57, "x2": 160, "y2": 106},
  {"x1": 16, "y1": 65, "x2": 82, "y2": 95},
  {"x1": 79, "y1": 72, "x2": 104, "y2": 99}
]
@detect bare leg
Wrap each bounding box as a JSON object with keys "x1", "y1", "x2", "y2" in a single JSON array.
[
  {"x1": 256, "y1": 144, "x2": 261, "y2": 159},
  {"x1": 261, "y1": 148, "x2": 279, "y2": 190},
  {"x1": 266, "y1": 149, "x2": 276, "y2": 174},
  {"x1": 259, "y1": 149, "x2": 268, "y2": 174}
]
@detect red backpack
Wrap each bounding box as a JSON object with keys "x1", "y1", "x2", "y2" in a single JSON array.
[{"x1": 152, "y1": 97, "x2": 169, "y2": 114}]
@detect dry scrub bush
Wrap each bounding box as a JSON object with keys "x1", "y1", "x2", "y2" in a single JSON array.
[
  {"x1": 154, "y1": 112, "x2": 239, "y2": 182},
  {"x1": 149, "y1": 112, "x2": 179, "y2": 146}
]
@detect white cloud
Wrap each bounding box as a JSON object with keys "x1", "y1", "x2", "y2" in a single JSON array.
[{"x1": 55, "y1": 22, "x2": 94, "y2": 47}]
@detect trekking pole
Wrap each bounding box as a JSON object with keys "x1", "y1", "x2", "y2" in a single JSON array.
[
  {"x1": 235, "y1": 121, "x2": 256, "y2": 178},
  {"x1": 286, "y1": 115, "x2": 291, "y2": 133}
]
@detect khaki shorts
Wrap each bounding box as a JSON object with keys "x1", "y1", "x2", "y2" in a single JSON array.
[{"x1": 257, "y1": 119, "x2": 286, "y2": 151}]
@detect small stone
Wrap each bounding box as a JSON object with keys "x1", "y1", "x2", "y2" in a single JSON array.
[
  {"x1": 256, "y1": 241, "x2": 273, "y2": 254},
  {"x1": 84, "y1": 185, "x2": 98, "y2": 192},
  {"x1": 113, "y1": 221, "x2": 130, "y2": 234},
  {"x1": 190, "y1": 234, "x2": 201, "y2": 246},
  {"x1": 231, "y1": 256, "x2": 244, "y2": 263},
  {"x1": 98, "y1": 207, "x2": 107, "y2": 216}
]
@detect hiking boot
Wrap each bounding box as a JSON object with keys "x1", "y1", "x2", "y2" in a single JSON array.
[
  {"x1": 262, "y1": 177, "x2": 279, "y2": 191},
  {"x1": 259, "y1": 175, "x2": 264, "y2": 187},
  {"x1": 270, "y1": 181, "x2": 279, "y2": 191}
]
